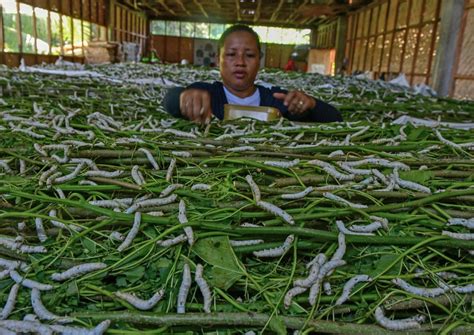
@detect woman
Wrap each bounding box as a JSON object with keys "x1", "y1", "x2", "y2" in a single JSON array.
[{"x1": 164, "y1": 25, "x2": 342, "y2": 124}]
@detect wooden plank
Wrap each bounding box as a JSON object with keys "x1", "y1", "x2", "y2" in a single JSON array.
[
  {"x1": 73, "y1": 0, "x2": 81, "y2": 18},
  {"x1": 387, "y1": 0, "x2": 401, "y2": 73},
  {"x1": 61, "y1": 0, "x2": 71, "y2": 16},
  {"x1": 35, "y1": 0, "x2": 49, "y2": 10},
  {"x1": 90, "y1": 0, "x2": 98, "y2": 24},
  {"x1": 409, "y1": 0, "x2": 426, "y2": 85},
  {"x1": 98, "y1": 0, "x2": 106, "y2": 26},
  {"x1": 164, "y1": 36, "x2": 180, "y2": 63},
  {"x1": 455, "y1": 8, "x2": 474, "y2": 75},
  {"x1": 50, "y1": 0, "x2": 60, "y2": 12},
  {"x1": 453, "y1": 79, "x2": 474, "y2": 99},
  {"x1": 0, "y1": 4, "x2": 3, "y2": 53},
  {"x1": 83, "y1": 0, "x2": 91, "y2": 22},
  {"x1": 425, "y1": 0, "x2": 441, "y2": 84},
  {"x1": 398, "y1": 0, "x2": 412, "y2": 73},
  {"x1": 16, "y1": 1, "x2": 22, "y2": 54},
  {"x1": 179, "y1": 36, "x2": 194, "y2": 63},
  {"x1": 409, "y1": 0, "x2": 424, "y2": 26},
  {"x1": 152, "y1": 35, "x2": 166, "y2": 60}
]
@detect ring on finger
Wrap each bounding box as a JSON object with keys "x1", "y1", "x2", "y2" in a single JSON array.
[{"x1": 298, "y1": 100, "x2": 304, "y2": 106}]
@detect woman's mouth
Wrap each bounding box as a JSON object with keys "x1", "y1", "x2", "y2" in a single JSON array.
[{"x1": 233, "y1": 71, "x2": 246, "y2": 79}]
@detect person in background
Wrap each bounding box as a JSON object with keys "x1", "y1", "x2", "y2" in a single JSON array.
[
  {"x1": 284, "y1": 57, "x2": 296, "y2": 71},
  {"x1": 163, "y1": 25, "x2": 342, "y2": 124}
]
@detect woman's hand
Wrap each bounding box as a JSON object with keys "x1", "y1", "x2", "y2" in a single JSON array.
[
  {"x1": 273, "y1": 91, "x2": 316, "y2": 115},
  {"x1": 179, "y1": 89, "x2": 212, "y2": 124}
]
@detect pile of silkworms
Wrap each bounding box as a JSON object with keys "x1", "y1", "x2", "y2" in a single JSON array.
[{"x1": 0, "y1": 63, "x2": 473, "y2": 334}]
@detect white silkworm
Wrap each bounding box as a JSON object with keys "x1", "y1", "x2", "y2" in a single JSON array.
[
  {"x1": 53, "y1": 162, "x2": 85, "y2": 184},
  {"x1": 453, "y1": 284, "x2": 474, "y2": 293},
  {"x1": 442, "y1": 231, "x2": 474, "y2": 240},
  {"x1": 89, "y1": 199, "x2": 124, "y2": 209},
  {"x1": 227, "y1": 146, "x2": 256, "y2": 152},
  {"x1": 335, "y1": 275, "x2": 372, "y2": 305},
  {"x1": 330, "y1": 233, "x2": 347, "y2": 262},
  {"x1": 171, "y1": 151, "x2": 192, "y2": 158},
  {"x1": 0, "y1": 160, "x2": 12, "y2": 174},
  {"x1": 178, "y1": 200, "x2": 194, "y2": 246},
  {"x1": 79, "y1": 180, "x2": 98, "y2": 186},
  {"x1": 418, "y1": 145, "x2": 440, "y2": 154},
  {"x1": 13, "y1": 127, "x2": 45, "y2": 139},
  {"x1": 195, "y1": 264, "x2": 212, "y2": 313},
  {"x1": 50, "y1": 320, "x2": 111, "y2": 335},
  {"x1": 110, "y1": 231, "x2": 125, "y2": 241},
  {"x1": 0, "y1": 258, "x2": 29, "y2": 272},
  {"x1": 323, "y1": 282, "x2": 332, "y2": 295},
  {"x1": 54, "y1": 188, "x2": 65, "y2": 199},
  {"x1": 281, "y1": 187, "x2": 313, "y2": 200},
  {"x1": 434, "y1": 129, "x2": 462, "y2": 149},
  {"x1": 349, "y1": 221, "x2": 385, "y2": 233},
  {"x1": 0, "y1": 320, "x2": 53, "y2": 335},
  {"x1": 284, "y1": 286, "x2": 307, "y2": 309},
  {"x1": 177, "y1": 264, "x2": 191, "y2": 313},
  {"x1": 157, "y1": 234, "x2": 188, "y2": 247},
  {"x1": 160, "y1": 184, "x2": 183, "y2": 197},
  {"x1": 447, "y1": 218, "x2": 474, "y2": 229},
  {"x1": 336, "y1": 220, "x2": 375, "y2": 236},
  {"x1": 308, "y1": 260, "x2": 346, "y2": 306},
  {"x1": 239, "y1": 137, "x2": 267, "y2": 143},
  {"x1": 138, "y1": 148, "x2": 159, "y2": 170},
  {"x1": 296, "y1": 254, "x2": 326, "y2": 287},
  {"x1": 115, "y1": 289, "x2": 165, "y2": 310},
  {"x1": 118, "y1": 212, "x2": 142, "y2": 252},
  {"x1": 337, "y1": 162, "x2": 371, "y2": 175},
  {"x1": 371, "y1": 169, "x2": 389, "y2": 185},
  {"x1": 395, "y1": 177, "x2": 431, "y2": 194},
  {"x1": 131, "y1": 165, "x2": 145, "y2": 186},
  {"x1": 0, "y1": 284, "x2": 20, "y2": 320},
  {"x1": 263, "y1": 159, "x2": 300, "y2": 168},
  {"x1": 35, "y1": 217, "x2": 47, "y2": 243},
  {"x1": 165, "y1": 129, "x2": 197, "y2": 139},
  {"x1": 31, "y1": 288, "x2": 72, "y2": 323},
  {"x1": 256, "y1": 201, "x2": 295, "y2": 225},
  {"x1": 191, "y1": 183, "x2": 211, "y2": 191},
  {"x1": 166, "y1": 158, "x2": 176, "y2": 182},
  {"x1": 39, "y1": 166, "x2": 58, "y2": 186},
  {"x1": 307, "y1": 159, "x2": 355, "y2": 181},
  {"x1": 69, "y1": 158, "x2": 98, "y2": 170},
  {"x1": 146, "y1": 211, "x2": 164, "y2": 216},
  {"x1": 240, "y1": 222, "x2": 261, "y2": 227},
  {"x1": 245, "y1": 175, "x2": 261, "y2": 202},
  {"x1": 253, "y1": 235, "x2": 294, "y2": 257},
  {"x1": 343, "y1": 158, "x2": 410, "y2": 171},
  {"x1": 392, "y1": 278, "x2": 448, "y2": 297},
  {"x1": 46, "y1": 171, "x2": 62, "y2": 188},
  {"x1": 51, "y1": 262, "x2": 107, "y2": 281},
  {"x1": 18, "y1": 221, "x2": 26, "y2": 231},
  {"x1": 230, "y1": 239, "x2": 264, "y2": 246},
  {"x1": 328, "y1": 150, "x2": 345, "y2": 157},
  {"x1": 324, "y1": 193, "x2": 368, "y2": 209},
  {"x1": 126, "y1": 194, "x2": 178, "y2": 214},
  {"x1": 34, "y1": 143, "x2": 48, "y2": 156},
  {"x1": 23, "y1": 314, "x2": 38, "y2": 321},
  {"x1": 374, "y1": 307, "x2": 422, "y2": 330},
  {"x1": 9, "y1": 270, "x2": 53, "y2": 291},
  {"x1": 84, "y1": 170, "x2": 123, "y2": 178}
]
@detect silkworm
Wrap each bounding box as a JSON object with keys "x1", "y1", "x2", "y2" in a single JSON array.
[
  {"x1": 348, "y1": 125, "x2": 370, "y2": 140},
  {"x1": 0, "y1": 284, "x2": 20, "y2": 320},
  {"x1": 54, "y1": 188, "x2": 66, "y2": 199},
  {"x1": 323, "y1": 282, "x2": 332, "y2": 295},
  {"x1": 138, "y1": 148, "x2": 159, "y2": 170},
  {"x1": 14, "y1": 127, "x2": 45, "y2": 139},
  {"x1": 324, "y1": 193, "x2": 368, "y2": 209},
  {"x1": 165, "y1": 129, "x2": 197, "y2": 139},
  {"x1": 84, "y1": 170, "x2": 123, "y2": 178},
  {"x1": 284, "y1": 286, "x2": 307, "y2": 309},
  {"x1": 343, "y1": 158, "x2": 410, "y2": 171},
  {"x1": 195, "y1": 264, "x2": 212, "y2": 313},
  {"x1": 115, "y1": 289, "x2": 165, "y2": 310},
  {"x1": 253, "y1": 235, "x2": 294, "y2": 257},
  {"x1": 330, "y1": 233, "x2": 346, "y2": 262},
  {"x1": 0, "y1": 320, "x2": 53, "y2": 335},
  {"x1": 89, "y1": 199, "x2": 124, "y2": 209},
  {"x1": 191, "y1": 183, "x2": 211, "y2": 191},
  {"x1": 51, "y1": 262, "x2": 107, "y2": 281},
  {"x1": 0, "y1": 160, "x2": 12, "y2": 174},
  {"x1": 442, "y1": 231, "x2": 474, "y2": 240},
  {"x1": 349, "y1": 221, "x2": 385, "y2": 233},
  {"x1": 230, "y1": 239, "x2": 264, "y2": 246},
  {"x1": 418, "y1": 145, "x2": 440, "y2": 154},
  {"x1": 256, "y1": 201, "x2": 295, "y2": 225},
  {"x1": 157, "y1": 234, "x2": 188, "y2": 247},
  {"x1": 328, "y1": 150, "x2": 345, "y2": 157},
  {"x1": 31, "y1": 288, "x2": 73, "y2": 323},
  {"x1": 337, "y1": 163, "x2": 371, "y2": 175},
  {"x1": 295, "y1": 254, "x2": 326, "y2": 288},
  {"x1": 38, "y1": 166, "x2": 58, "y2": 186},
  {"x1": 371, "y1": 169, "x2": 389, "y2": 185},
  {"x1": 245, "y1": 175, "x2": 261, "y2": 202},
  {"x1": 392, "y1": 278, "x2": 448, "y2": 297},
  {"x1": 160, "y1": 184, "x2": 183, "y2": 197},
  {"x1": 50, "y1": 320, "x2": 111, "y2": 335},
  {"x1": 9, "y1": 270, "x2": 53, "y2": 291},
  {"x1": 17, "y1": 221, "x2": 26, "y2": 231},
  {"x1": 239, "y1": 137, "x2": 267, "y2": 143},
  {"x1": 374, "y1": 307, "x2": 422, "y2": 330},
  {"x1": 281, "y1": 186, "x2": 313, "y2": 200},
  {"x1": 227, "y1": 146, "x2": 256, "y2": 152},
  {"x1": 35, "y1": 217, "x2": 47, "y2": 243},
  {"x1": 53, "y1": 162, "x2": 85, "y2": 184},
  {"x1": 395, "y1": 177, "x2": 431, "y2": 194},
  {"x1": 263, "y1": 159, "x2": 300, "y2": 168},
  {"x1": 453, "y1": 283, "x2": 474, "y2": 293},
  {"x1": 131, "y1": 165, "x2": 145, "y2": 186},
  {"x1": 434, "y1": 129, "x2": 462, "y2": 149},
  {"x1": 166, "y1": 158, "x2": 176, "y2": 182},
  {"x1": 69, "y1": 158, "x2": 98, "y2": 170},
  {"x1": 146, "y1": 211, "x2": 164, "y2": 216},
  {"x1": 335, "y1": 275, "x2": 372, "y2": 305},
  {"x1": 307, "y1": 159, "x2": 355, "y2": 181},
  {"x1": 0, "y1": 258, "x2": 29, "y2": 272},
  {"x1": 177, "y1": 263, "x2": 191, "y2": 313},
  {"x1": 117, "y1": 212, "x2": 142, "y2": 252},
  {"x1": 178, "y1": 200, "x2": 194, "y2": 246},
  {"x1": 171, "y1": 151, "x2": 192, "y2": 158},
  {"x1": 79, "y1": 180, "x2": 97, "y2": 186},
  {"x1": 447, "y1": 218, "x2": 474, "y2": 229},
  {"x1": 336, "y1": 220, "x2": 375, "y2": 236},
  {"x1": 46, "y1": 171, "x2": 62, "y2": 188},
  {"x1": 240, "y1": 222, "x2": 261, "y2": 227},
  {"x1": 126, "y1": 194, "x2": 177, "y2": 214},
  {"x1": 110, "y1": 231, "x2": 125, "y2": 241}
]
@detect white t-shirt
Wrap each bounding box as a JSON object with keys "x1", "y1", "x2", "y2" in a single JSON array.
[{"x1": 223, "y1": 86, "x2": 261, "y2": 106}]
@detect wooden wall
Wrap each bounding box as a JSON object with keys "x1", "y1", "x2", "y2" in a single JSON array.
[
  {"x1": 345, "y1": 0, "x2": 442, "y2": 85},
  {"x1": 110, "y1": 1, "x2": 147, "y2": 52},
  {"x1": 451, "y1": 0, "x2": 474, "y2": 99},
  {"x1": 314, "y1": 20, "x2": 338, "y2": 49},
  {"x1": 150, "y1": 34, "x2": 295, "y2": 70}
]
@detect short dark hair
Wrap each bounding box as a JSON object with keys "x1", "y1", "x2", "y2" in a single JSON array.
[{"x1": 218, "y1": 24, "x2": 262, "y2": 55}]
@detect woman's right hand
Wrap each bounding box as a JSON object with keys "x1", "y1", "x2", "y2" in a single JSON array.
[{"x1": 179, "y1": 89, "x2": 212, "y2": 124}]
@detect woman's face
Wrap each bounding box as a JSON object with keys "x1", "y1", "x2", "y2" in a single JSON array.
[{"x1": 219, "y1": 31, "x2": 260, "y2": 97}]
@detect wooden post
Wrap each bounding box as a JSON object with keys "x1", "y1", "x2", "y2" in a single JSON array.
[
  {"x1": 431, "y1": 0, "x2": 464, "y2": 96},
  {"x1": 334, "y1": 15, "x2": 347, "y2": 75}
]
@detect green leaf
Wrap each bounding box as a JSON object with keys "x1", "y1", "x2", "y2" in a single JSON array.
[
  {"x1": 81, "y1": 238, "x2": 97, "y2": 255},
  {"x1": 369, "y1": 254, "x2": 402, "y2": 277},
  {"x1": 268, "y1": 315, "x2": 287, "y2": 335},
  {"x1": 66, "y1": 281, "x2": 79, "y2": 296},
  {"x1": 399, "y1": 170, "x2": 434, "y2": 184},
  {"x1": 193, "y1": 236, "x2": 245, "y2": 290},
  {"x1": 124, "y1": 265, "x2": 146, "y2": 284}
]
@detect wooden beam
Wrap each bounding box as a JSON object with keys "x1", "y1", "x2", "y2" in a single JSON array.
[
  {"x1": 253, "y1": 0, "x2": 261, "y2": 22},
  {"x1": 192, "y1": 0, "x2": 208, "y2": 18},
  {"x1": 270, "y1": 0, "x2": 285, "y2": 22},
  {"x1": 235, "y1": 0, "x2": 241, "y2": 21},
  {"x1": 157, "y1": 0, "x2": 176, "y2": 16},
  {"x1": 286, "y1": 0, "x2": 309, "y2": 22},
  {"x1": 175, "y1": 0, "x2": 191, "y2": 16}
]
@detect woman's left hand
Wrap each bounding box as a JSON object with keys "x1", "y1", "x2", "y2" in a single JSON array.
[{"x1": 273, "y1": 91, "x2": 316, "y2": 115}]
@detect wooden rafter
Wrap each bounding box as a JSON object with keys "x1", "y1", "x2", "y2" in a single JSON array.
[
  {"x1": 286, "y1": 0, "x2": 309, "y2": 22},
  {"x1": 192, "y1": 0, "x2": 209, "y2": 18},
  {"x1": 141, "y1": 0, "x2": 161, "y2": 16},
  {"x1": 235, "y1": 0, "x2": 241, "y2": 21},
  {"x1": 270, "y1": 0, "x2": 285, "y2": 22},
  {"x1": 211, "y1": 0, "x2": 222, "y2": 9},
  {"x1": 157, "y1": 0, "x2": 176, "y2": 16},
  {"x1": 253, "y1": 0, "x2": 262, "y2": 22},
  {"x1": 175, "y1": 0, "x2": 191, "y2": 16}
]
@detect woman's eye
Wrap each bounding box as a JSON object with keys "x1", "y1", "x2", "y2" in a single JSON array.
[
  {"x1": 246, "y1": 54, "x2": 256, "y2": 58},
  {"x1": 226, "y1": 53, "x2": 235, "y2": 57}
]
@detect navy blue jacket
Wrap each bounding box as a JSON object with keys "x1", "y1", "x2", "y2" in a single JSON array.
[{"x1": 163, "y1": 81, "x2": 342, "y2": 122}]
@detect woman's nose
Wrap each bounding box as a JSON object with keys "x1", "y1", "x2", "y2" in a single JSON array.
[{"x1": 235, "y1": 54, "x2": 246, "y2": 66}]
